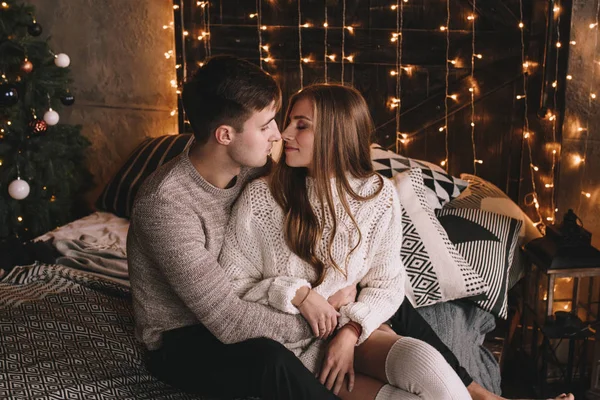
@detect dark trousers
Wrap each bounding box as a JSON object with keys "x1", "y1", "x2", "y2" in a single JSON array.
[
  {"x1": 146, "y1": 324, "x2": 339, "y2": 400},
  {"x1": 147, "y1": 299, "x2": 473, "y2": 399},
  {"x1": 389, "y1": 298, "x2": 474, "y2": 387}
]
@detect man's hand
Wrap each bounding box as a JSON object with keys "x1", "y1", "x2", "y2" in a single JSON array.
[
  {"x1": 327, "y1": 283, "x2": 357, "y2": 311},
  {"x1": 319, "y1": 325, "x2": 358, "y2": 395},
  {"x1": 293, "y1": 287, "x2": 340, "y2": 339}
]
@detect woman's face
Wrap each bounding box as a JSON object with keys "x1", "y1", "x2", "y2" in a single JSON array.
[{"x1": 281, "y1": 97, "x2": 315, "y2": 170}]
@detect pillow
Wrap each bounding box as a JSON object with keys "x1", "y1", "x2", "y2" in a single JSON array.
[
  {"x1": 436, "y1": 208, "x2": 522, "y2": 319},
  {"x1": 445, "y1": 174, "x2": 542, "y2": 288},
  {"x1": 395, "y1": 168, "x2": 488, "y2": 308},
  {"x1": 96, "y1": 134, "x2": 194, "y2": 218},
  {"x1": 371, "y1": 144, "x2": 468, "y2": 209}
]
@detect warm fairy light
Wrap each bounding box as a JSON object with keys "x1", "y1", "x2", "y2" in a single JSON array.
[
  {"x1": 170, "y1": 79, "x2": 177, "y2": 87},
  {"x1": 249, "y1": 13, "x2": 257, "y2": 18},
  {"x1": 556, "y1": 42, "x2": 562, "y2": 48},
  {"x1": 449, "y1": 94, "x2": 458, "y2": 100},
  {"x1": 261, "y1": 25, "x2": 267, "y2": 30},
  {"x1": 170, "y1": 110, "x2": 177, "y2": 116},
  {"x1": 592, "y1": 93, "x2": 597, "y2": 99},
  {"x1": 475, "y1": 54, "x2": 482, "y2": 59},
  {"x1": 391, "y1": 4, "x2": 397, "y2": 10},
  {"x1": 469, "y1": 87, "x2": 474, "y2": 92},
  {"x1": 448, "y1": 59, "x2": 457, "y2": 65},
  {"x1": 573, "y1": 155, "x2": 585, "y2": 165},
  {"x1": 552, "y1": 81, "x2": 557, "y2": 88},
  {"x1": 302, "y1": 23, "x2": 311, "y2": 28},
  {"x1": 439, "y1": 126, "x2": 446, "y2": 132},
  {"x1": 301, "y1": 57, "x2": 312, "y2": 63},
  {"x1": 345, "y1": 55, "x2": 354, "y2": 62},
  {"x1": 173, "y1": 4, "x2": 180, "y2": 9},
  {"x1": 570, "y1": 41, "x2": 576, "y2": 45},
  {"x1": 262, "y1": 45, "x2": 269, "y2": 51},
  {"x1": 345, "y1": 26, "x2": 354, "y2": 33},
  {"x1": 553, "y1": 6, "x2": 560, "y2": 12},
  {"x1": 545, "y1": 184, "x2": 554, "y2": 188},
  {"x1": 523, "y1": 62, "x2": 530, "y2": 68},
  {"x1": 531, "y1": 163, "x2": 539, "y2": 171},
  {"x1": 516, "y1": 95, "x2": 526, "y2": 99},
  {"x1": 390, "y1": 70, "x2": 398, "y2": 76},
  {"x1": 578, "y1": 127, "x2": 586, "y2": 132},
  {"x1": 591, "y1": 23, "x2": 598, "y2": 29},
  {"x1": 583, "y1": 192, "x2": 592, "y2": 198},
  {"x1": 467, "y1": 15, "x2": 475, "y2": 21},
  {"x1": 547, "y1": 217, "x2": 554, "y2": 221},
  {"x1": 327, "y1": 54, "x2": 336, "y2": 61},
  {"x1": 183, "y1": 31, "x2": 189, "y2": 36},
  {"x1": 519, "y1": 22, "x2": 524, "y2": 28},
  {"x1": 323, "y1": 22, "x2": 328, "y2": 27},
  {"x1": 164, "y1": 51, "x2": 173, "y2": 59},
  {"x1": 1, "y1": 2, "x2": 8, "y2": 8},
  {"x1": 548, "y1": 114, "x2": 556, "y2": 121},
  {"x1": 474, "y1": 159, "x2": 483, "y2": 164},
  {"x1": 471, "y1": 122, "x2": 475, "y2": 127},
  {"x1": 567, "y1": 75, "x2": 572, "y2": 80},
  {"x1": 440, "y1": 159, "x2": 447, "y2": 167},
  {"x1": 7, "y1": 121, "x2": 11, "y2": 125},
  {"x1": 0, "y1": 160, "x2": 2, "y2": 166},
  {"x1": 524, "y1": 132, "x2": 530, "y2": 138},
  {"x1": 17, "y1": 216, "x2": 23, "y2": 222},
  {"x1": 440, "y1": 26, "x2": 447, "y2": 31},
  {"x1": 197, "y1": 1, "x2": 207, "y2": 7},
  {"x1": 263, "y1": 57, "x2": 272, "y2": 63}
]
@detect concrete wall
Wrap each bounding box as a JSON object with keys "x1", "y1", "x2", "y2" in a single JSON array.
[
  {"x1": 558, "y1": 0, "x2": 600, "y2": 248},
  {"x1": 29, "y1": 0, "x2": 178, "y2": 205}
]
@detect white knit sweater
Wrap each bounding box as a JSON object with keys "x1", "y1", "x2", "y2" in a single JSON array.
[{"x1": 219, "y1": 174, "x2": 405, "y2": 372}]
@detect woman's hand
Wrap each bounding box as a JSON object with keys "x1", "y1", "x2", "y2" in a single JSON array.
[
  {"x1": 327, "y1": 283, "x2": 357, "y2": 311},
  {"x1": 293, "y1": 287, "x2": 340, "y2": 339},
  {"x1": 319, "y1": 325, "x2": 359, "y2": 395}
]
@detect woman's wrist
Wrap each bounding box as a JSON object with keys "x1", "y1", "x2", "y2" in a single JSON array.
[
  {"x1": 341, "y1": 321, "x2": 362, "y2": 343},
  {"x1": 292, "y1": 286, "x2": 311, "y2": 307}
]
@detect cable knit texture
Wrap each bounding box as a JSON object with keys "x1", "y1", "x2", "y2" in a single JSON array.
[
  {"x1": 219, "y1": 175, "x2": 405, "y2": 372},
  {"x1": 127, "y1": 147, "x2": 312, "y2": 351}
]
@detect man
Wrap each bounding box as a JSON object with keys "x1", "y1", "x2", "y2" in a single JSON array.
[{"x1": 127, "y1": 55, "x2": 570, "y2": 400}]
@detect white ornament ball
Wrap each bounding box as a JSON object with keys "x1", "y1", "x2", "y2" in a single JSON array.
[
  {"x1": 8, "y1": 179, "x2": 30, "y2": 200},
  {"x1": 55, "y1": 53, "x2": 71, "y2": 68},
  {"x1": 43, "y1": 108, "x2": 59, "y2": 125}
]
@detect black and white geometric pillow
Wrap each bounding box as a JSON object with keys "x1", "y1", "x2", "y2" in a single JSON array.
[
  {"x1": 395, "y1": 169, "x2": 488, "y2": 308},
  {"x1": 371, "y1": 144, "x2": 468, "y2": 208},
  {"x1": 436, "y1": 208, "x2": 523, "y2": 319}
]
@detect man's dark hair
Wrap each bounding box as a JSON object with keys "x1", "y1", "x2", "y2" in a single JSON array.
[{"x1": 182, "y1": 55, "x2": 281, "y2": 145}]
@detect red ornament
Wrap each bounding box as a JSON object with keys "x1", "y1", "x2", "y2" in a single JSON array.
[
  {"x1": 21, "y1": 59, "x2": 33, "y2": 73},
  {"x1": 29, "y1": 119, "x2": 47, "y2": 134}
]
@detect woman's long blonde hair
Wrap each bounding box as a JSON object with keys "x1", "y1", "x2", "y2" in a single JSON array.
[{"x1": 269, "y1": 84, "x2": 383, "y2": 286}]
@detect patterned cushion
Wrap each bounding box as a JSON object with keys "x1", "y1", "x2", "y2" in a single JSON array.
[
  {"x1": 436, "y1": 208, "x2": 522, "y2": 319},
  {"x1": 394, "y1": 168, "x2": 488, "y2": 308},
  {"x1": 96, "y1": 134, "x2": 194, "y2": 218},
  {"x1": 445, "y1": 174, "x2": 542, "y2": 289},
  {"x1": 371, "y1": 144, "x2": 468, "y2": 208}
]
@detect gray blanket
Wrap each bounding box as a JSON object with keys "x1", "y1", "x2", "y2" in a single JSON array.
[{"x1": 418, "y1": 300, "x2": 502, "y2": 394}]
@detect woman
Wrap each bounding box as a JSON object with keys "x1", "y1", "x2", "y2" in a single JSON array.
[{"x1": 219, "y1": 83, "x2": 471, "y2": 400}]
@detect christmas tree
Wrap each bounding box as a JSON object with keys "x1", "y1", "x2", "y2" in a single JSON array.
[{"x1": 0, "y1": 1, "x2": 92, "y2": 242}]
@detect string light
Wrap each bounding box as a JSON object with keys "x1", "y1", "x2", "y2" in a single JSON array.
[
  {"x1": 578, "y1": 1, "x2": 600, "y2": 211},
  {"x1": 298, "y1": 0, "x2": 304, "y2": 88},
  {"x1": 470, "y1": 0, "x2": 478, "y2": 174},
  {"x1": 324, "y1": 4, "x2": 328, "y2": 83},
  {"x1": 394, "y1": 0, "x2": 405, "y2": 153},
  {"x1": 443, "y1": 0, "x2": 450, "y2": 171},
  {"x1": 341, "y1": 0, "x2": 347, "y2": 83},
  {"x1": 256, "y1": 0, "x2": 263, "y2": 68}
]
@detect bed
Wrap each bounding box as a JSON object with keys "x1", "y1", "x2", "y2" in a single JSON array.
[{"x1": 0, "y1": 135, "x2": 539, "y2": 399}]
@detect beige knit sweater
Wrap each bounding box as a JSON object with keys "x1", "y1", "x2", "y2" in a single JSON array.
[
  {"x1": 219, "y1": 175, "x2": 405, "y2": 372},
  {"x1": 127, "y1": 148, "x2": 312, "y2": 351}
]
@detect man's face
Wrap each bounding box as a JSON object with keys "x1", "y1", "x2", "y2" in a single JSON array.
[{"x1": 229, "y1": 101, "x2": 281, "y2": 168}]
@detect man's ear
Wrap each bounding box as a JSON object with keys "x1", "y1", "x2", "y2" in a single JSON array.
[{"x1": 214, "y1": 125, "x2": 235, "y2": 145}]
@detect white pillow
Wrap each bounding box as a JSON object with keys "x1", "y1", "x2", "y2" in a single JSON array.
[{"x1": 394, "y1": 168, "x2": 488, "y2": 307}]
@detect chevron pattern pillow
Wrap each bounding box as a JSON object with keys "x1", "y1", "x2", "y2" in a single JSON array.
[
  {"x1": 395, "y1": 168, "x2": 488, "y2": 308},
  {"x1": 436, "y1": 208, "x2": 522, "y2": 319},
  {"x1": 371, "y1": 144, "x2": 468, "y2": 209},
  {"x1": 96, "y1": 134, "x2": 194, "y2": 218}
]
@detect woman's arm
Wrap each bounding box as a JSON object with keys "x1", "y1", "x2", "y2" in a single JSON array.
[{"x1": 338, "y1": 181, "x2": 406, "y2": 345}]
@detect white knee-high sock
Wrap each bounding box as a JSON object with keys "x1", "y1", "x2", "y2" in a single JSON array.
[
  {"x1": 375, "y1": 384, "x2": 421, "y2": 400},
  {"x1": 384, "y1": 337, "x2": 471, "y2": 400}
]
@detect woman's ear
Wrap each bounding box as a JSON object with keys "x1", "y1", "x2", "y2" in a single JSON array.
[{"x1": 214, "y1": 125, "x2": 234, "y2": 145}]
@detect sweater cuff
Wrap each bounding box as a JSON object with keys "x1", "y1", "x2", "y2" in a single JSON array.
[
  {"x1": 267, "y1": 277, "x2": 312, "y2": 314},
  {"x1": 338, "y1": 302, "x2": 373, "y2": 345}
]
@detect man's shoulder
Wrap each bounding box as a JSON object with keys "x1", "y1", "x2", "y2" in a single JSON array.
[{"x1": 133, "y1": 155, "x2": 192, "y2": 211}]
